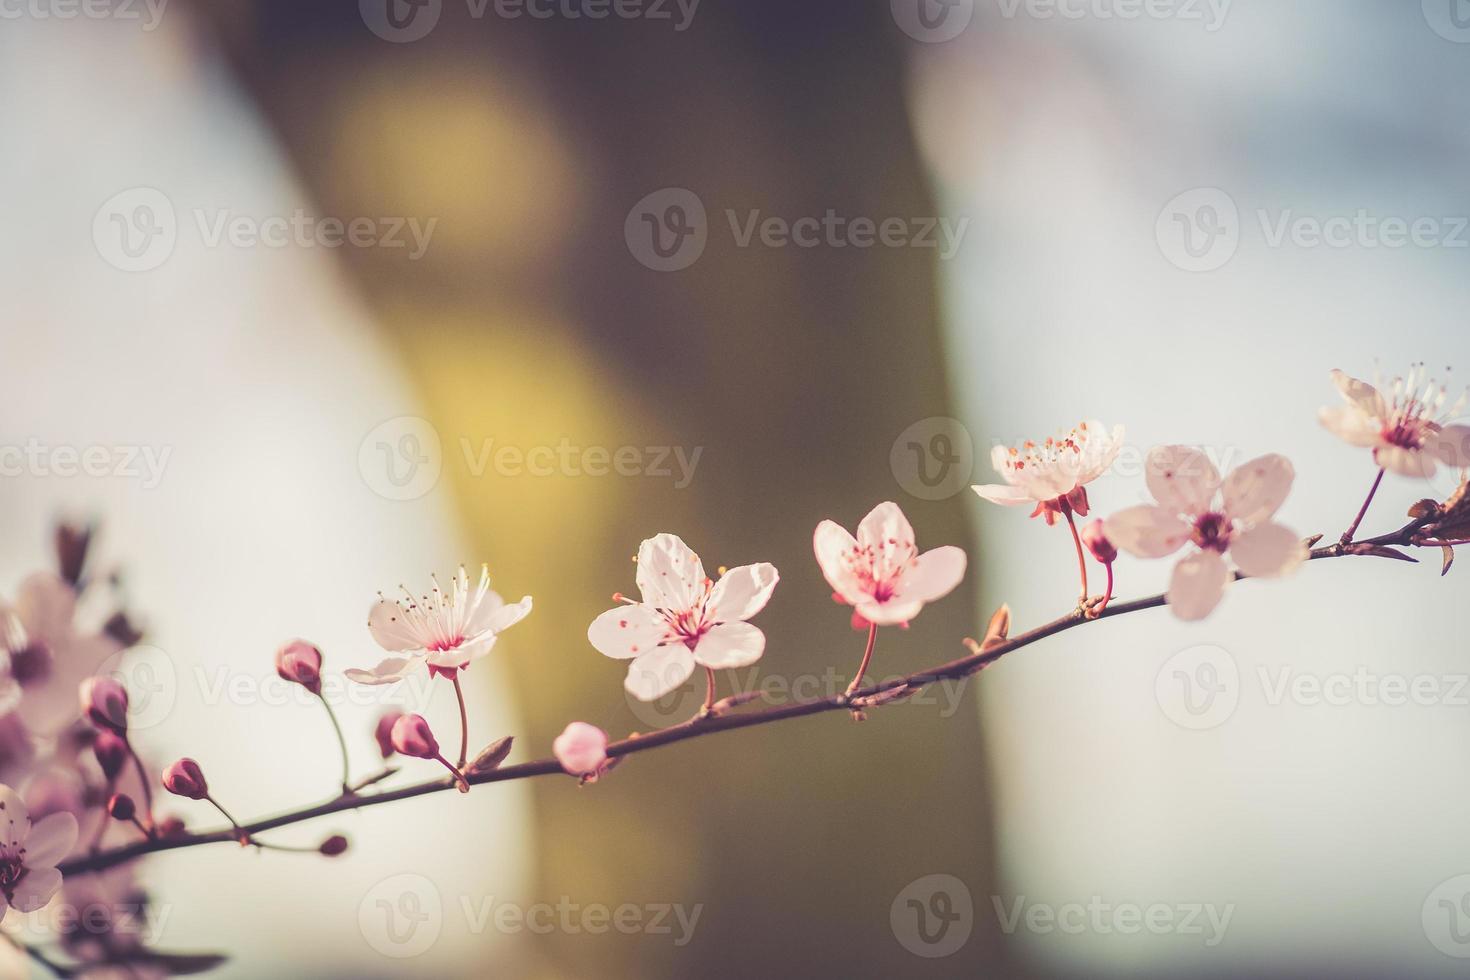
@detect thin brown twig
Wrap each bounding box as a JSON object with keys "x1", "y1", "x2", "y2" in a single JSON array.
[{"x1": 58, "y1": 515, "x2": 1437, "y2": 878}]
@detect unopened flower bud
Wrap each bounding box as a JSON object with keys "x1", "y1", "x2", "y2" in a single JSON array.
[
  {"x1": 552, "y1": 722, "x2": 609, "y2": 777},
  {"x1": 1081, "y1": 520, "x2": 1117, "y2": 564},
  {"x1": 375, "y1": 710, "x2": 405, "y2": 759},
  {"x1": 107, "y1": 792, "x2": 136, "y2": 821},
  {"x1": 275, "y1": 639, "x2": 323, "y2": 696},
  {"x1": 93, "y1": 731, "x2": 129, "y2": 781},
  {"x1": 389, "y1": 714, "x2": 439, "y2": 760},
  {"x1": 156, "y1": 815, "x2": 186, "y2": 839},
  {"x1": 161, "y1": 758, "x2": 208, "y2": 800},
  {"x1": 55, "y1": 522, "x2": 92, "y2": 588},
  {"x1": 80, "y1": 676, "x2": 129, "y2": 734},
  {"x1": 319, "y1": 834, "x2": 349, "y2": 857}
]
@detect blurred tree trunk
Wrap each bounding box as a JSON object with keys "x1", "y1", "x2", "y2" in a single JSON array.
[{"x1": 200, "y1": 1, "x2": 1013, "y2": 976}]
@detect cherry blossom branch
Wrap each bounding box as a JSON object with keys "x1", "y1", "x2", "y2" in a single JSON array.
[
  {"x1": 57, "y1": 514, "x2": 1437, "y2": 879},
  {"x1": 1341, "y1": 467, "x2": 1387, "y2": 544}
]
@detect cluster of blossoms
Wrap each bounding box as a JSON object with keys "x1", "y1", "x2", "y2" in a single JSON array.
[{"x1": 0, "y1": 365, "x2": 1463, "y2": 975}]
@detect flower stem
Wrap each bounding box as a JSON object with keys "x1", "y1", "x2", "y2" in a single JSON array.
[
  {"x1": 1094, "y1": 562, "x2": 1115, "y2": 617},
  {"x1": 703, "y1": 666, "x2": 718, "y2": 711},
  {"x1": 318, "y1": 696, "x2": 351, "y2": 793},
  {"x1": 1341, "y1": 467, "x2": 1386, "y2": 544},
  {"x1": 434, "y1": 754, "x2": 470, "y2": 793},
  {"x1": 1062, "y1": 508, "x2": 1090, "y2": 604},
  {"x1": 844, "y1": 623, "x2": 879, "y2": 697},
  {"x1": 206, "y1": 795, "x2": 251, "y2": 844},
  {"x1": 450, "y1": 673, "x2": 469, "y2": 770},
  {"x1": 122, "y1": 737, "x2": 153, "y2": 828}
]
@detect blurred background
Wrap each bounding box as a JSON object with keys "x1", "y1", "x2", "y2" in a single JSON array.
[{"x1": 0, "y1": 0, "x2": 1468, "y2": 977}]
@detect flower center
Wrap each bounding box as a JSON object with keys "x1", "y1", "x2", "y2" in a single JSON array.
[
  {"x1": 1192, "y1": 512, "x2": 1232, "y2": 552},
  {"x1": 840, "y1": 539, "x2": 917, "y2": 603},
  {"x1": 0, "y1": 850, "x2": 26, "y2": 901},
  {"x1": 8, "y1": 642, "x2": 51, "y2": 687}
]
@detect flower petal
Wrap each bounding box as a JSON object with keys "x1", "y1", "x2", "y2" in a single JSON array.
[
  {"x1": 1330, "y1": 369, "x2": 1386, "y2": 418},
  {"x1": 476, "y1": 595, "x2": 533, "y2": 635},
  {"x1": 636, "y1": 533, "x2": 705, "y2": 611},
  {"x1": 855, "y1": 502, "x2": 915, "y2": 552},
  {"x1": 1318, "y1": 405, "x2": 1381, "y2": 448},
  {"x1": 624, "y1": 645, "x2": 696, "y2": 702},
  {"x1": 344, "y1": 655, "x2": 422, "y2": 686},
  {"x1": 705, "y1": 563, "x2": 779, "y2": 623},
  {"x1": 23, "y1": 812, "x2": 77, "y2": 869},
  {"x1": 1145, "y1": 446, "x2": 1220, "y2": 516},
  {"x1": 813, "y1": 520, "x2": 868, "y2": 605},
  {"x1": 368, "y1": 600, "x2": 421, "y2": 653},
  {"x1": 855, "y1": 598, "x2": 924, "y2": 626},
  {"x1": 895, "y1": 546, "x2": 966, "y2": 604},
  {"x1": 692, "y1": 621, "x2": 766, "y2": 670},
  {"x1": 10, "y1": 868, "x2": 61, "y2": 913},
  {"x1": 1375, "y1": 444, "x2": 1434, "y2": 478},
  {"x1": 1433, "y1": 424, "x2": 1470, "y2": 468},
  {"x1": 587, "y1": 604, "x2": 670, "y2": 660},
  {"x1": 1230, "y1": 522, "x2": 1307, "y2": 578},
  {"x1": 972, "y1": 483, "x2": 1035, "y2": 506},
  {"x1": 15, "y1": 573, "x2": 77, "y2": 645},
  {"x1": 1167, "y1": 550, "x2": 1231, "y2": 621},
  {"x1": 1104, "y1": 505, "x2": 1190, "y2": 559},
  {"x1": 1222, "y1": 454, "x2": 1295, "y2": 525}
]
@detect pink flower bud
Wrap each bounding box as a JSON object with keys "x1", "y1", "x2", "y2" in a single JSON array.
[
  {"x1": 107, "y1": 792, "x2": 136, "y2": 821},
  {"x1": 389, "y1": 714, "x2": 439, "y2": 760},
  {"x1": 79, "y1": 676, "x2": 129, "y2": 734},
  {"x1": 375, "y1": 710, "x2": 405, "y2": 759},
  {"x1": 93, "y1": 731, "x2": 129, "y2": 781},
  {"x1": 1081, "y1": 520, "x2": 1117, "y2": 564},
  {"x1": 552, "y1": 722, "x2": 609, "y2": 777},
  {"x1": 275, "y1": 639, "x2": 323, "y2": 696},
  {"x1": 161, "y1": 758, "x2": 208, "y2": 800},
  {"x1": 319, "y1": 834, "x2": 349, "y2": 857},
  {"x1": 156, "y1": 815, "x2": 186, "y2": 839}
]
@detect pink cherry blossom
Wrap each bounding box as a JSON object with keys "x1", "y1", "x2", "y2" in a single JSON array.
[
  {"x1": 347, "y1": 565, "x2": 532, "y2": 686},
  {"x1": 587, "y1": 534, "x2": 779, "y2": 702},
  {"x1": 1319, "y1": 365, "x2": 1470, "y2": 478},
  {"x1": 553, "y1": 722, "x2": 609, "y2": 777},
  {"x1": 0, "y1": 572, "x2": 123, "y2": 736},
  {"x1": 0, "y1": 783, "x2": 78, "y2": 920},
  {"x1": 973, "y1": 421, "x2": 1125, "y2": 524},
  {"x1": 1106, "y1": 447, "x2": 1306, "y2": 621},
  {"x1": 813, "y1": 502, "x2": 966, "y2": 627}
]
